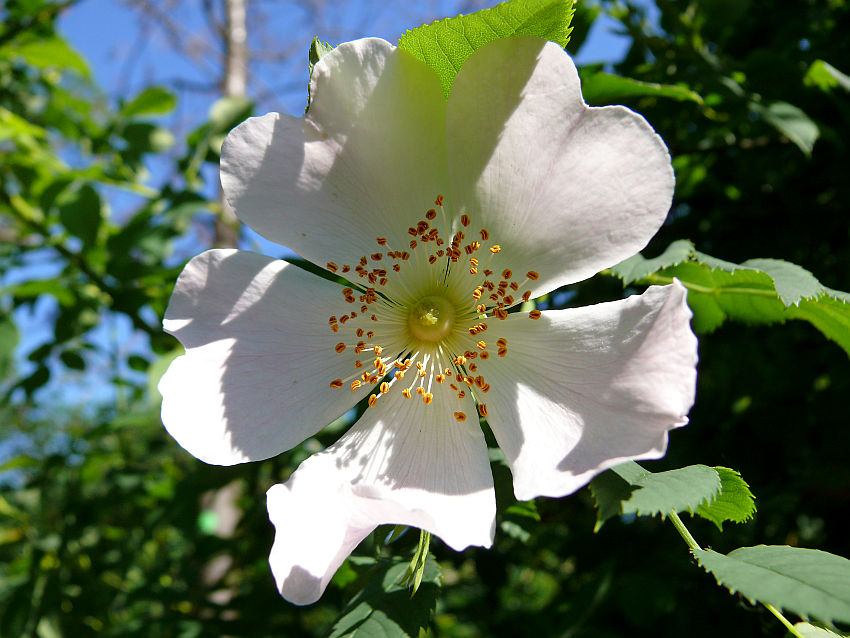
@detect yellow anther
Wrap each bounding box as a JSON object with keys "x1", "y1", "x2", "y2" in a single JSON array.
[
  {"x1": 496, "y1": 338, "x2": 507, "y2": 347},
  {"x1": 454, "y1": 355, "x2": 467, "y2": 366},
  {"x1": 402, "y1": 388, "x2": 412, "y2": 399},
  {"x1": 481, "y1": 383, "x2": 491, "y2": 393},
  {"x1": 476, "y1": 304, "x2": 487, "y2": 314},
  {"x1": 436, "y1": 374, "x2": 446, "y2": 383},
  {"x1": 477, "y1": 404, "x2": 488, "y2": 417},
  {"x1": 351, "y1": 380, "x2": 361, "y2": 391},
  {"x1": 368, "y1": 395, "x2": 379, "y2": 407},
  {"x1": 374, "y1": 346, "x2": 383, "y2": 356},
  {"x1": 529, "y1": 310, "x2": 542, "y2": 320},
  {"x1": 334, "y1": 343, "x2": 346, "y2": 353},
  {"x1": 422, "y1": 393, "x2": 434, "y2": 405},
  {"x1": 469, "y1": 267, "x2": 478, "y2": 275},
  {"x1": 457, "y1": 390, "x2": 466, "y2": 399},
  {"x1": 454, "y1": 411, "x2": 467, "y2": 422},
  {"x1": 330, "y1": 379, "x2": 343, "y2": 389},
  {"x1": 416, "y1": 387, "x2": 425, "y2": 395},
  {"x1": 477, "y1": 341, "x2": 487, "y2": 351},
  {"x1": 490, "y1": 245, "x2": 501, "y2": 254},
  {"x1": 464, "y1": 376, "x2": 474, "y2": 386},
  {"x1": 380, "y1": 382, "x2": 390, "y2": 394},
  {"x1": 354, "y1": 360, "x2": 363, "y2": 368}
]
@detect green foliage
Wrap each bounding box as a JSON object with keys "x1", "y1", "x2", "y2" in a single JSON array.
[
  {"x1": 804, "y1": 60, "x2": 850, "y2": 93},
  {"x1": 2, "y1": 1, "x2": 850, "y2": 637},
  {"x1": 794, "y1": 622, "x2": 850, "y2": 638},
  {"x1": 399, "y1": 0, "x2": 575, "y2": 97},
  {"x1": 611, "y1": 241, "x2": 850, "y2": 356},
  {"x1": 591, "y1": 462, "x2": 756, "y2": 532},
  {"x1": 752, "y1": 101, "x2": 820, "y2": 156},
  {"x1": 328, "y1": 555, "x2": 441, "y2": 638},
  {"x1": 579, "y1": 68, "x2": 703, "y2": 106},
  {"x1": 694, "y1": 546, "x2": 850, "y2": 625},
  {"x1": 120, "y1": 87, "x2": 178, "y2": 118},
  {"x1": 695, "y1": 467, "x2": 756, "y2": 531}
]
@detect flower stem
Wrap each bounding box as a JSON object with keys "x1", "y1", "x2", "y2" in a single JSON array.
[
  {"x1": 666, "y1": 512, "x2": 804, "y2": 636},
  {"x1": 764, "y1": 603, "x2": 805, "y2": 638},
  {"x1": 668, "y1": 511, "x2": 701, "y2": 552}
]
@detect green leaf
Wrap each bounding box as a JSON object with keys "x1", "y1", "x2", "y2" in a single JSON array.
[
  {"x1": 121, "y1": 87, "x2": 177, "y2": 118},
  {"x1": 57, "y1": 184, "x2": 102, "y2": 247},
  {"x1": 11, "y1": 36, "x2": 90, "y2": 76},
  {"x1": 610, "y1": 243, "x2": 850, "y2": 357},
  {"x1": 0, "y1": 316, "x2": 19, "y2": 380},
  {"x1": 398, "y1": 0, "x2": 575, "y2": 98},
  {"x1": 609, "y1": 239, "x2": 695, "y2": 285},
  {"x1": 694, "y1": 546, "x2": 850, "y2": 625},
  {"x1": 793, "y1": 622, "x2": 850, "y2": 638},
  {"x1": 590, "y1": 462, "x2": 721, "y2": 530},
  {"x1": 694, "y1": 467, "x2": 756, "y2": 531},
  {"x1": 328, "y1": 555, "x2": 440, "y2": 638},
  {"x1": 579, "y1": 70, "x2": 702, "y2": 106},
  {"x1": 209, "y1": 96, "x2": 253, "y2": 133},
  {"x1": 804, "y1": 60, "x2": 850, "y2": 93},
  {"x1": 309, "y1": 37, "x2": 334, "y2": 71},
  {"x1": 753, "y1": 101, "x2": 819, "y2": 156}
]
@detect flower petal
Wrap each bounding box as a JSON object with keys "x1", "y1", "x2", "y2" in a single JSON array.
[
  {"x1": 220, "y1": 38, "x2": 448, "y2": 269},
  {"x1": 267, "y1": 383, "x2": 495, "y2": 605},
  {"x1": 159, "y1": 249, "x2": 370, "y2": 465},
  {"x1": 447, "y1": 37, "x2": 675, "y2": 296},
  {"x1": 477, "y1": 282, "x2": 697, "y2": 501}
]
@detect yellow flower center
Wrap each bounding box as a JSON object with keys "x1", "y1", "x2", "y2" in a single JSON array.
[
  {"x1": 324, "y1": 194, "x2": 543, "y2": 420},
  {"x1": 407, "y1": 295, "x2": 456, "y2": 343}
]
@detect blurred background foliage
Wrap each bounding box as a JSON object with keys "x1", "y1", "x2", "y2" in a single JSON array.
[{"x1": 1, "y1": 0, "x2": 849, "y2": 636}]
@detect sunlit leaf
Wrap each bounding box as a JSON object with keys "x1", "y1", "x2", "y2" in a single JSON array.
[
  {"x1": 399, "y1": 0, "x2": 575, "y2": 97},
  {"x1": 752, "y1": 101, "x2": 819, "y2": 156},
  {"x1": 610, "y1": 243, "x2": 850, "y2": 357},
  {"x1": 328, "y1": 556, "x2": 440, "y2": 638},
  {"x1": 10, "y1": 36, "x2": 89, "y2": 76},
  {"x1": 804, "y1": 60, "x2": 850, "y2": 93},
  {"x1": 694, "y1": 467, "x2": 756, "y2": 531},
  {"x1": 695, "y1": 546, "x2": 850, "y2": 624},
  {"x1": 590, "y1": 462, "x2": 721, "y2": 529},
  {"x1": 580, "y1": 70, "x2": 702, "y2": 105},
  {"x1": 121, "y1": 87, "x2": 177, "y2": 118}
]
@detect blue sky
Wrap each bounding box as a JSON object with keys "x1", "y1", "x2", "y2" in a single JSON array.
[{"x1": 10, "y1": 0, "x2": 643, "y2": 413}]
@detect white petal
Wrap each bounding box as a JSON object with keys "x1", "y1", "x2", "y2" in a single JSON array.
[
  {"x1": 447, "y1": 37, "x2": 674, "y2": 296},
  {"x1": 220, "y1": 38, "x2": 448, "y2": 269},
  {"x1": 477, "y1": 282, "x2": 697, "y2": 501},
  {"x1": 159, "y1": 249, "x2": 370, "y2": 465},
  {"x1": 267, "y1": 383, "x2": 495, "y2": 604}
]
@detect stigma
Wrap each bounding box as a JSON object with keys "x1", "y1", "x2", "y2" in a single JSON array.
[{"x1": 324, "y1": 195, "x2": 542, "y2": 420}]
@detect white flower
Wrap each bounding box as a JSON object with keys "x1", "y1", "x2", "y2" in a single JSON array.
[{"x1": 159, "y1": 36, "x2": 698, "y2": 605}]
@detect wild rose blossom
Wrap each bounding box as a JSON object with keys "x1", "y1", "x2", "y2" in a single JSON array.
[{"x1": 159, "y1": 36, "x2": 698, "y2": 605}]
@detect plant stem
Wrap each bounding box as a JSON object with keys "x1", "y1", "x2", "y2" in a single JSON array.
[
  {"x1": 668, "y1": 511, "x2": 701, "y2": 552},
  {"x1": 764, "y1": 603, "x2": 805, "y2": 638},
  {"x1": 667, "y1": 512, "x2": 805, "y2": 637}
]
